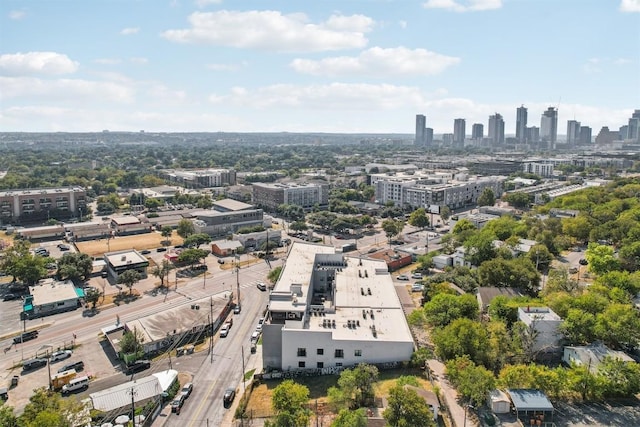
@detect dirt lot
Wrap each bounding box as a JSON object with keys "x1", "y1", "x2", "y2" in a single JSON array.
[{"x1": 75, "y1": 231, "x2": 184, "y2": 257}]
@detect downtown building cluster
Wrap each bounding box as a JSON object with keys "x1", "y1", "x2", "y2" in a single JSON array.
[{"x1": 415, "y1": 108, "x2": 640, "y2": 149}]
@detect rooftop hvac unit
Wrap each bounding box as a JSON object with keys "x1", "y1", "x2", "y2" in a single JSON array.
[
  {"x1": 363, "y1": 309, "x2": 367, "y2": 319},
  {"x1": 367, "y1": 288, "x2": 372, "y2": 295},
  {"x1": 332, "y1": 319, "x2": 336, "y2": 328},
  {"x1": 364, "y1": 270, "x2": 368, "y2": 278},
  {"x1": 361, "y1": 287, "x2": 365, "y2": 295},
  {"x1": 323, "y1": 319, "x2": 327, "y2": 328}
]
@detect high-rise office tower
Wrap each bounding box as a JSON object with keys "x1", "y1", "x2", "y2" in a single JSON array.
[
  {"x1": 516, "y1": 106, "x2": 528, "y2": 142},
  {"x1": 579, "y1": 126, "x2": 592, "y2": 144},
  {"x1": 415, "y1": 114, "x2": 427, "y2": 145},
  {"x1": 540, "y1": 107, "x2": 558, "y2": 148},
  {"x1": 628, "y1": 113, "x2": 640, "y2": 142},
  {"x1": 453, "y1": 119, "x2": 466, "y2": 146},
  {"x1": 527, "y1": 126, "x2": 540, "y2": 143},
  {"x1": 567, "y1": 120, "x2": 581, "y2": 145},
  {"x1": 425, "y1": 128, "x2": 434, "y2": 146},
  {"x1": 488, "y1": 113, "x2": 505, "y2": 145},
  {"x1": 472, "y1": 123, "x2": 484, "y2": 140},
  {"x1": 620, "y1": 125, "x2": 629, "y2": 140}
]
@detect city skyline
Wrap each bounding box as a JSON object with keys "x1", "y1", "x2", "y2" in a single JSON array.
[{"x1": 1, "y1": 0, "x2": 639, "y2": 133}]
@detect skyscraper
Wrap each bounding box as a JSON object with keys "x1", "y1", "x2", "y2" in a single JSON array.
[
  {"x1": 579, "y1": 126, "x2": 592, "y2": 144},
  {"x1": 472, "y1": 123, "x2": 484, "y2": 140},
  {"x1": 628, "y1": 110, "x2": 640, "y2": 142},
  {"x1": 488, "y1": 113, "x2": 505, "y2": 145},
  {"x1": 415, "y1": 114, "x2": 426, "y2": 145},
  {"x1": 425, "y1": 128, "x2": 434, "y2": 146},
  {"x1": 453, "y1": 119, "x2": 466, "y2": 146},
  {"x1": 567, "y1": 120, "x2": 581, "y2": 145},
  {"x1": 516, "y1": 106, "x2": 528, "y2": 142},
  {"x1": 540, "y1": 107, "x2": 558, "y2": 148}
]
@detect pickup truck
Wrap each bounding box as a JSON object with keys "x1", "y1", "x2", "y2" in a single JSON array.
[
  {"x1": 13, "y1": 330, "x2": 38, "y2": 344},
  {"x1": 219, "y1": 318, "x2": 233, "y2": 337}
]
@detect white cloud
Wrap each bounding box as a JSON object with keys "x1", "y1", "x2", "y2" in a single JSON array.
[
  {"x1": 206, "y1": 62, "x2": 247, "y2": 71},
  {"x1": 0, "y1": 76, "x2": 134, "y2": 103},
  {"x1": 290, "y1": 46, "x2": 460, "y2": 77},
  {"x1": 614, "y1": 58, "x2": 633, "y2": 65},
  {"x1": 120, "y1": 27, "x2": 140, "y2": 35},
  {"x1": 620, "y1": 0, "x2": 640, "y2": 12},
  {"x1": 162, "y1": 10, "x2": 373, "y2": 52},
  {"x1": 399, "y1": 20, "x2": 408, "y2": 29},
  {"x1": 9, "y1": 10, "x2": 26, "y2": 20},
  {"x1": 194, "y1": 0, "x2": 223, "y2": 7},
  {"x1": 0, "y1": 52, "x2": 79, "y2": 76},
  {"x1": 423, "y1": 0, "x2": 502, "y2": 12},
  {"x1": 94, "y1": 58, "x2": 122, "y2": 65},
  {"x1": 130, "y1": 57, "x2": 148, "y2": 64},
  {"x1": 209, "y1": 82, "x2": 429, "y2": 110}
]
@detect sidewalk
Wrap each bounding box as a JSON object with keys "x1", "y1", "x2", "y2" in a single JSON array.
[{"x1": 428, "y1": 358, "x2": 477, "y2": 427}]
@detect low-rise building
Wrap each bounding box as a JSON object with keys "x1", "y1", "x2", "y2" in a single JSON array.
[
  {"x1": 262, "y1": 242, "x2": 414, "y2": 372},
  {"x1": 0, "y1": 186, "x2": 87, "y2": 224},
  {"x1": 23, "y1": 279, "x2": 82, "y2": 319},
  {"x1": 563, "y1": 342, "x2": 634, "y2": 373},
  {"x1": 252, "y1": 182, "x2": 329, "y2": 211},
  {"x1": 192, "y1": 208, "x2": 263, "y2": 238},
  {"x1": 103, "y1": 249, "x2": 149, "y2": 282},
  {"x1": 518, "y1": 306, "x2": 563, "y2": 355}
]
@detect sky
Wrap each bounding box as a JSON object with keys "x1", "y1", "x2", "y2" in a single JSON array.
[{"x1": 1, "y1": 0, "x2": 639, "y2": 135}]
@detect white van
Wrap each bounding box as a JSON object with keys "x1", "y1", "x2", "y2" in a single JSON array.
[{"x1": 62, "y1": 375, "x2": 89, "y2": 394}]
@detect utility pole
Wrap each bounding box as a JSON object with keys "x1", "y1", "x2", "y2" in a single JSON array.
[
  {"x1": 236, "y1": 255, "x2": 241, "y2": 306},
  {"x1": 129, "y1": 386, "x2": 137, "y2": 421}
]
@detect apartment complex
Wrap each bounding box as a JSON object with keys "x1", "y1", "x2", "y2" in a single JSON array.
[
  {"x1": 262, "y1": 242, "x2": 414, "y2": 371},
  {"x1": 0, "y1": 187, "x2": 86, "y2": 223},
  {"x1": 161, "y1": 168, "x2": 236, "y2": 188},
  {"x1": 252, "y1": 182, "x2": 329, "y2": 211},
  {"x1": 371, "y1": 171, "x2": 505, "y2": 210}
]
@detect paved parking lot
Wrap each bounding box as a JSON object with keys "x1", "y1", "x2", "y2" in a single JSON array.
[{"x1": 552, "y1": 400, "x2": 640, "y2": 427}]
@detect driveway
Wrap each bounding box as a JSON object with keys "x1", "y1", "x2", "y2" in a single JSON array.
[{"x1": 428, "y1": 359, "x2": 477, "y2": 427}]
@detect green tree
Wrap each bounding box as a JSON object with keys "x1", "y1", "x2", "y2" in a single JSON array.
[
  {"x1": 503, "y1": 192, "x2": 531, "y2": 209},
  {"x1": 595, "y1": 303, "x2": 640, "y2": 349},
  {"x1": 183, "y1": 233, "x2": 212, "y2": 248},
  {"x1": 463, "y1": 229, "x2": 496, "y2": 266},
  {"x1": 268, "y1": 266, "x2": 283, "y2": 285},
  {"x1": 477, "y1": 257, "x2": 540, "y2": 294},
  {"x1": 290, "y1": 220, "x2": 308, "y2": 232},
  {"x1": 439, "y1": 205, "x2": 451, "y2": 222},
  {"x1": 381, "y1": 219, "x2": 404, "y2": 243},
  {"x1": 408, "y1": 208, "x2": 430, "y2": 230},
  {"x1": 151, "y1": 260, "x2": 174, "y2": 288},
  {"x1": 176, "y1": 218, "x2": 195, "y2": 239},
  {"x1": 598, "y1": 356, "x2": 640, "y2": 397},
  {"x1": 328, "y1": 364, "x2": 379, "y2": 409},
  {"x1": 559, "y1": 308, "x2": 597, "y2": 345},
  {"x1": 120, "y1": 328, "x2": 145, "y2": 355},
  {"x1": 0, "y1": 404, "x2": 18, "y2": 427},
  {"x1": 0, "y1": 240, "x2": 47, "y2": 285},
  {"x1": 57, "y1": 252, "x2": 93, "y2": 282},
  {"x1": 19, "y1": 387, "x2": 86, "y2": 427},
  {"x1": 84, "y1": 288, "x2": 101, "y2": 310},
  {"x1": 177, "y1": 248, "x2": 210, "y2": 268},
  {"x1": 433, "y1": 318, "x2": 491, "y2": 366},
  {"x1": 267, "y1": 380, "x2": 311, "y2": 427},
  {"x1": 161, "y1": 226, "x2": 173, "y2": 243},
  {"x1": 585, "y1": 242, "x2": 620, "y2": 275},
  {"x1": 424, "y1": 293, "x2": 478, "y2": 328},
  {"x1": 528, "y1": 244, "x2": 553, "y2": 272},
  {"x1": 331, "y1": 408, "x2": 367, "y2": 427},
  {"x1": 452, "y1": 218, "x2": 476, "y2": 235},
  {"x1": 487, "y1": 295, "x2": 519, "y2": 326},
  {"x1": 383, "y1": 385, "x2": 435, "y2": 427},
  {"x1": 117, "y1": 269, "x2": 141, "y2": 295},
  {"x1": 445, "y1": 356, "x2": 496, "y2": 407},
  {"x1": 477, "y1": 188, "x2": 496, "y2": 207}
]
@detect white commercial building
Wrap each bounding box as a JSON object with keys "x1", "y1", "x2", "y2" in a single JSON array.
[{"x1": 262, "y1": 242, "x2": 414, "y2": 372}]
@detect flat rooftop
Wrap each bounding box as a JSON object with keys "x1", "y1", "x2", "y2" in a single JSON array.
[
  {"x1": 212, "y1": 198, "x2": 253, "y2": 211},
  {"x1": 30, "y1": 279, "x2": 78, "y2": 305},
  {"x1": 105, "y1": 250, "x2": 148, "y2": 267},
  {"x1": 518, "y1": 306, "x2": 561, "y2": 322}
]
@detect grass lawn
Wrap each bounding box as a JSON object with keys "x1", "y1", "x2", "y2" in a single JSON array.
[{"x1": 245, "y1": 368, "x2": 428, "y2": 418}]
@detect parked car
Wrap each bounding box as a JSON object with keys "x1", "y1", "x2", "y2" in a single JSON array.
[
  {"x1": 58, "y1": 244, "x2": 70, "y2": 251},
  {"x1": 140, "y1": 250, "x2": 151, "y2": 255},
  {"x1": 217, "y1": 258, "x2": 225, "y2": 264},
  {"x1": 50, "y1": 350, "x2": 73, "y2": 363},
  {"x1": 58, "y1": 360, "x2": 84, "y2": 373},
  {"x1": 257, "y1": 282, "x2": 267, "y2": 291},
  {"x1": 411, "y1": 283, "x2": 423, "y2": 292},
  {"x1": 156, "y1": 247, "x2": 167, "y2": 252},
  {"x1": 579, "y1": 258, "x2": 588, "y2": 265},
  {"x1": 396, "y1": 275, "x2": 409, "y2": 281},
  {"x1": 181, "y1": 382, "x2": 193, "y2": 399},
  {"x1": 223, "y1": 388, "x2": 236, "y2": 408},
  {"x1": 569, "y1": 267, "x2": 579, "y2": 274},
  {"x1": 233, "y1": 304, "x2": 241, "y2": 314},
  {"x1": 3, "y1": 293, "x2": 20, "y2": 301},
  {"x1": 23, "y1": 358, "x2": 47, "y2": 371},
  {"x1": 411, "y1": 272, "x2": 422, "y2": 279},
  {"x1": 124, "y1": 360, "x2": 151, "y2": 375},
  {"x1": 171, "y1": 394, "x2": 186, "y2": 414}
]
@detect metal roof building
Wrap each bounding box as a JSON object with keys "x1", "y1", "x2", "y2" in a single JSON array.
[{"x1": 507, "y1": 389, "x2": 554, "y2": 424}]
